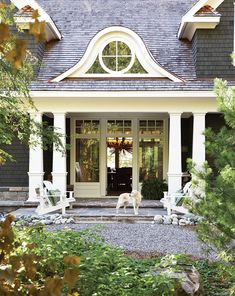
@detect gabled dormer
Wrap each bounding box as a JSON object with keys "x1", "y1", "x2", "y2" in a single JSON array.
[
  {"x1": 12, "y1": 0, "x2": 61, "y2": 41},
  {"x1": 179, "y1": 0, "x2": 235, "y2": 78}
]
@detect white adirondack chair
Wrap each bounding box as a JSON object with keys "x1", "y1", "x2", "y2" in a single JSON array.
[
  {"x1": 160, "y1": 181, "x2": 193, "y2": 215},
  {"x1": 35, "y1": 181, "x2": 75, "y2": 215}
]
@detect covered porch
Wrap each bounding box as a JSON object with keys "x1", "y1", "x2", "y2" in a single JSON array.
[{"x1": 27, "y1": 91, "x2": 219, "y2": 201}]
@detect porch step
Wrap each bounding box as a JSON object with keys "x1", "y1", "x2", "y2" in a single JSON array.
[
  {"x1": 74, "y1": 199, "x2": 163, "y2": 208},
  {"x1": 10, "y1": 207, "x2": 166, "y2": 222}
]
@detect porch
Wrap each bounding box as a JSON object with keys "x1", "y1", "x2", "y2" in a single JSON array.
[{"x1": 27, "y1": 110, "x2": 211, "y2": 201}]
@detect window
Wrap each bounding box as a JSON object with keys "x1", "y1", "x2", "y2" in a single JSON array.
[
  {"x1": 87, "y1": 40, "x2": 147, "y2": 75},
  {"x1": 52, "y1": 26, "x2": 182, "y2": 81},
  {"x1": 139, "y1": 120, "x2": 164, "y2": 181},
  {"x1": 75, "y1": 120, "x2": 100, "y2": 182},
  {"x1": 107, "y1": 120, "x2": 132, "y2": 135}
]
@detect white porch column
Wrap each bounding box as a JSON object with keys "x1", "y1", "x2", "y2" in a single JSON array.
[
  {"x1": 132, "y1": 118, "x2": 139, "y2": 191},
  {"x1": 192, "y1": 113, "x2": 206, "y2": 167},
  {"x1": 27, "y1": 112, "x2": 44, "y2": 201},
  {"x1": 100, "y1": 118, "x2": 107, "y2": 197},
  {"x1": 168, "y1": 113, "x2": 182, "y2": 193},
  {"x1": 52, "y1": 112, "x2": 67, "y2": 192}
]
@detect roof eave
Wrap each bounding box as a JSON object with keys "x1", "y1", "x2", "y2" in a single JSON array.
[
  {"x1": 178, "y1": 0, "x2": 224, "y2": 40},
  {"x1": 178, "y1": 16, "x2": 221, "y2": 41},
  {"x1": 14, "y1": 16, "x2": 61, "y2": 41}
]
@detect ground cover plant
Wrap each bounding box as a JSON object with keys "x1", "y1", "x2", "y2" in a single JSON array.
[{"x1": 0, "y1": 216, "x2": 233, "y2": 296}]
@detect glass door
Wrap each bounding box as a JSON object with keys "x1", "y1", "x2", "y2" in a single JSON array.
[{"x1": 106, "y1": 120, "x2": 133, "y2": 195}]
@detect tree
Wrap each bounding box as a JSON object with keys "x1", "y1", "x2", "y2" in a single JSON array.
[
  {"x1": 190, "y1": 79, "x2": 235, "y2": 252},
  {"x1": 188, "y1": 78, "x2": 235, "y2": 295},
  {"x1": 0, "y1": 1, "x2": 63, "y2": 165}
]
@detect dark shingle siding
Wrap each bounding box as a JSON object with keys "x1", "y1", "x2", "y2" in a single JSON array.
[
  {"x1": 23, "y1": 34, "x2": 46, "y2": 75},
  {"x1": 0, "y1": 140, "x2": 29, "y2": 187},
  {"x1": 193, "y1": 0, "x2": 235, "y2": 78}
]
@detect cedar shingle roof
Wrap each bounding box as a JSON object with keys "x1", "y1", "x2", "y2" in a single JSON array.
[{"x1": 29, "y1": 0, "x2": 224, "y2": 91}]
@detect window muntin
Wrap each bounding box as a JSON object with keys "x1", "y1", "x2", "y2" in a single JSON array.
[
  {"x1": 139, "y1": 120, "x2": 163, "y2": 136},
  {"x1": 107, "y1": 120, "x2": 132, "y2": 135},
  {"x1": 99, "y1": 40, "x2": 134, "y2": 74},
  {"x1": 86, "y1": 39, "x2": 147, "y2": 75},
  {"x1": 76, "y1": 120, "x2": 100, "y2": 135}
]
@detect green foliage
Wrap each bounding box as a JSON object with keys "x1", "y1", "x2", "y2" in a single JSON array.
[
  {"x1": 0, "y1": 215, "x2": 80, "y2": 296},
  {"x1": 16, "y1": 225, "x2": 177, "y2": 296},
  {"x1": 195, "y1": 260, "x2": 235, "y2": 296},
  {"x1": 0, "y1": 1, "x2": 64, "y2": 165},
  {"x1": 141, "y1": 178, "x2": 168, "y2": 200},
  {"x1": 2, "y1": 217, "x2": 234, "y2": 295},
  {"x1": 189, "y1": 78, "x2": 235, "y2": 295}
]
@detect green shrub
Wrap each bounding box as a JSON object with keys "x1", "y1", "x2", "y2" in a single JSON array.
[
  {"x1": 141, "y1": 178, "x2": 168, "y2": 200},
  {"x1": 6, "y1": 220, "x2": 234, "y2": 296},
  {"x1": 19, "y1": 226, "x2": 175, "y2": 296}
]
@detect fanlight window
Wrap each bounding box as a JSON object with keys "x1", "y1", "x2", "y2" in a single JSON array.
[{"x1": 87, "y1": 40, "x2": 147, "y2": 74}]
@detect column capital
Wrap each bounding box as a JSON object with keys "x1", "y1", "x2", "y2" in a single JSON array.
[
  {"x1": 168, "y1": 112, "x2": 182, "y2": 117},
  {"x1": 193, "y1": 112, "x2": 206, "y2": 117},
  {"x1": 53, "y1": 112, "x2": 67, "y2": 117}
]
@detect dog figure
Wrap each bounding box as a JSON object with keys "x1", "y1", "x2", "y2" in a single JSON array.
[{"x1": 116, "y1": 190, "x2": 142, "y2": 215}]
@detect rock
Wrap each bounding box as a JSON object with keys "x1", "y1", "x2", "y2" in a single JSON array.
[
  {"x1": 61, "y1": 218, "x2": 67, "y2": 224},
  {"x1": 67, "y1": 217, "x2": 75, "y2": 224},
  {"x1": 175, "y1": 265, "x2": 201, "y2": 295},
  {"x1": 172, "y1": 218, "x2": 179, "y2": 225},
  {"x1": 163, "y1": 216, "x2": 172, "y2": 225},
  {"x1": 154, "y1": 215, "x2": 163, "y2": 224},
  {"x1": 170, "y1": 214, "x2": 178, "y2": 219},
  {"x1": 55, "y1": 220, "x2": 61, "y2": 225},
  {"x1": 44, "y1": 220, "x2": 53, "y2": 225},
  {"x1": 150, "y1": 262, "x2": 202, "y2": 295},
  {"x1": 179, "y1": 219, "x2": 187, "y2": 226}
]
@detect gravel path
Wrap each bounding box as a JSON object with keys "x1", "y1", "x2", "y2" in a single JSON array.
[{"x1": 47, "y1": 223, "x2": 217, "y2": 260}]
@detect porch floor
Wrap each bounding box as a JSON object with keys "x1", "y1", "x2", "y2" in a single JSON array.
[{"x1": 10, "y1": 199, "x2": 167, "y2": 222}]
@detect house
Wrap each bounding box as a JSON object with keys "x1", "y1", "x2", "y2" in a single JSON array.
[{"x1": 0, "y1": 0, "x2": 234, "y2": 201}]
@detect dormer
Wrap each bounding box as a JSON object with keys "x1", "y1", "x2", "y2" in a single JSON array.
[
  {"x1": 12, "y1": 0, "x2": 61, "y2": 41},
  {"x1": 52, "y1": 26, "x2": 182, "y2": 82},
  {"x1": 178, "y1": 0, "x2": 224, "y2": 41}
]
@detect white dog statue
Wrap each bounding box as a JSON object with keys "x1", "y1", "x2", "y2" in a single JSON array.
[{"x1": 116, "y1": 190, "x2": 142, "y2": 215}]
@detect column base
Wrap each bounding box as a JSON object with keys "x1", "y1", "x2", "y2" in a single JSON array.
[
  {"x1": 167, "y1": 172, "x2": 182, "y2": 194},
  {"x1": 52, "y1": 172, "x2": 68, "y2": 193},
  {"x1": 27, "y1": 172, "x2": 44, "y2": 202}
]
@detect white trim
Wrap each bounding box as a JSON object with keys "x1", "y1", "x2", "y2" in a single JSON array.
[
  {"x1": 178, "y1": 0, "x2": 224, "y2": 40},
  {"x1": 30, "y1": 90, "x2": 216, "y2": 98},
  {"x1": 51, "y1": 26, "x2": 182, "y2": 82},
  {"x1": 11, "y1": 0, "x2": 61, "y2": 41},
  {"x1": 98, "y1": 38, "x2": 135, "y2": 74}
]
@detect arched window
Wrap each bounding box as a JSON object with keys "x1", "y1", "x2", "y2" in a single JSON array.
[
  {"x1": 87, "y1": 39, "x2": 147, "y2": 74},
  {"x1": 52, "y1": 27, "x2": 182, "y2": 82}
]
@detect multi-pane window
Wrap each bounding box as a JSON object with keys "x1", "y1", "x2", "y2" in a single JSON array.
[
  {"x1": 139, "y1": 120, "x2": 163, "y2": 136},
  {"x1": 76, "y1": 120, "x2": 100, "y2": 135},
  {"x1": 139, "y1": 120, "x2": 164, "y2": 181},
  {"x1": 107, "y1": 120, "x2": 132, "y2": 135},
  {"x1": 75, "y1": 120, "x2": 100, "y2": 182},
  {"x1": 87, "y1": 40, "x2": 147, "y2": 74}
]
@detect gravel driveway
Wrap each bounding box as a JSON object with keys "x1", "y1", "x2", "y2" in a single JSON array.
[{"x1": 47, "y1": 222, "x2": 217, "y2": 260}]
